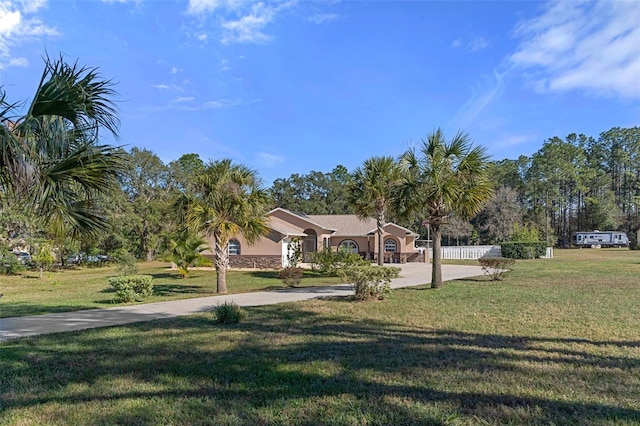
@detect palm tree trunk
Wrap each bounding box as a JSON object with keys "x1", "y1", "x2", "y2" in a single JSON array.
[
  {"x1": 377, "y1": 208, "x2": 385, "y2": 266},
  {"x1": 431, "y1": 223, "x2": 443, "y2": 288},
  {"x1": 214, "y1": 237, "x2": 229, "y2": 293}
]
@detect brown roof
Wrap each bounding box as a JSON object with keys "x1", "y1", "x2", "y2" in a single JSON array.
[
  {"x1": 306, "y1": 215, "x2": 377, "y2": 236},
  {"x1": 267, "y1": 208, "x2": 419, "y2": 237},
  {"x1": 267, "y1": 215, "x2": 307, "y2": 237}
]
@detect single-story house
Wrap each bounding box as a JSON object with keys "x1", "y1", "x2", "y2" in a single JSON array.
[{"x1": 204, "y1": 208, "x2": 423, "y2": 269}]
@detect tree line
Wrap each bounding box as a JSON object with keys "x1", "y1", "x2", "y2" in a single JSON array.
[{"x1": 2, "y1": 58, "x2": 638, "y2": 283}]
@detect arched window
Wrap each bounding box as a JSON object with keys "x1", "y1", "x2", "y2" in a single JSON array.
[
  {"x1": 339, "y1": 239, "x2": 359, "y2": 254},
  {"x1": 384, "y1": 239, "x2": 397, "y2": 253},
  {"x1": 228, "y1": 239, "x2": 241, "y2": 255}
]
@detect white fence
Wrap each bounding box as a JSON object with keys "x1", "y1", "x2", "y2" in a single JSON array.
[{"x1": 427, "y1": 245, "x2": 554, "y2": 260}]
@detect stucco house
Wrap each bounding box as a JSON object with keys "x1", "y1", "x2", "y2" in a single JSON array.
[{"x1": 205, "y1": 207, "x2": 423, "y2": 269}]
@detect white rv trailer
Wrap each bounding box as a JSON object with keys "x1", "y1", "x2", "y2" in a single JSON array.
[{"x1": 572, "y1": 231, "x2": 629, "y2": 248}]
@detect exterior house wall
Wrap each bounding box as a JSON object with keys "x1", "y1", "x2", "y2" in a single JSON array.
[
  {"x1": 329, "y1": 236, "x2": 375, "y2": 255},
  {"x1": 330, "y1": 231, "x2": 421, "y2": 263},
  {"x1": 202, "y1": 230, "x2": 283, "y2": 269},
  {"x1": 204, "y1": 209, "x2": 423, "y2": 269}
]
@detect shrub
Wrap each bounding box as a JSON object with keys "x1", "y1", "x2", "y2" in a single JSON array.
[
  {"x1": 339, "y1": 265, "x2": 400, "y2": 301},
  {"x1": 478, "y1": 257, "x2": 515, "y2": 281},
  {"x1": 501, "y1": 241, "x2": 547, "y2": 259},
  {"x1": 113, "y1": 250, "x2": 139, "y2": 276},
  {"x1": 0, "y1": 251, "x2": 25, "y2": 275},
  {"x1": 214, "y1": 301, "x2": 246, "y2": 324},
  {"x1": 168, "y1": 235, "x2": 211, "y2": 278},
  {"x1": 33, "y1": 242, "x2": 56, "y2": 273},
  {"x1": 279, "y1": 266, "x2": 304, "y2": 287},
  {"x1": 108, "y1": 275, "x2": 153, "y2": 302},
  {"x1": 310, "y1": 248, "x2": 368, "y2": 276},
  {"x1": 309, "y1": 248, "x2": 340, "y2": 275},
  {"x1": 286, "y1": 238, "x2": 302, "y2": 268},
  {"x1": 510, "y1": 223, "x2": 541, "y2": 242}
]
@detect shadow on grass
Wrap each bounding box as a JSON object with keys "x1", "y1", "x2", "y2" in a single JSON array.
[
  {"x1": 148, "y1": 272, "x2": 182, "y2": 280},
  {"x1": 152, "y1": 284, "x2": 211, "y2": 296},
  {"x1": 0, "y1": 302, "x2": 103, "y2": 319},
  {"x1": 248, "y1": 270, "x2": 279, "y2": 279},
  {"x1": 2, "y1": 304, "x2": 638, "y2": 425}
]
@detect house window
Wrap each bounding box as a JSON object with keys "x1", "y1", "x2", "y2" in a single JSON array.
[
  {"x1": 384, "y1": 239, "x2": 397, "y2": 253},
  {"x1": 339, "y1": 239, "x2": 359, "y2": 254},
  {"x1": 228, "y1": 239, "x2": 241, "y2": 255}
]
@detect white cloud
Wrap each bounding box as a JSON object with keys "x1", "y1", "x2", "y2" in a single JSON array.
[
  {"x1": 174, "y1": 96, "x2": 195, "y2": 103},
  {"x1": 185, "y1": 1, "x2": 295, "y2": 45},
  {"x1": 468, "y1": 36, "x2": 489, "y2": 52},
  {"x1": 256, "y1": 152, "x2": 284, "y2": 167},
  {"x1": 144, "y1": 97, "x2": 241, "y2": 112},
  {"x1": 220, "y1": 2, "x2": 276, "y2": 44},
  {"x1": 8, "y1": 56, "x2": 28, "y2": 67},
  {"x1": 152, "y1": 84, "x2": 171, "y2": 90},
  {"x1": 451, "y1": 39, "x2": 462, "y2": 48},
  {"x1": 170, "y1": 66, "x2": 182, "y2": 74},
  {"x1": 187, "y1": 0, "x2": 243, "y2": 15},
  {"x1": 455, "y1": 69, "x2": 505, "y2": 127},
  {"x1": 102, "y1": 0, "x2": 141, "y2": 4},
  {"x1": 17, "y1": 0, "x2": 47, "y2": 14},
  {"x1": 510, "y1": 0, "x2": 640, "y2": 98},
  {"x1": 0, "y1": 1, "x2": 57, "y2": 68},
  {"x1": 308, "y1": 13, "x2": 338, "y2": 24}
]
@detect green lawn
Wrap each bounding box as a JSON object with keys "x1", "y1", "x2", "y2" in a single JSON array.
[
  {"x1": 0, "y1": 263, "x2": 343, "y2": 318},
  {"x1": 1, "y1": 249, "x2": 639, "y2": 425}
]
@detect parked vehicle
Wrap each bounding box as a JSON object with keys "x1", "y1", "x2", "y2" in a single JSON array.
[
  {"x1": 67, "y1": 253, "x2": 109, "y2": 265},
  {"x1": 572, "y1": 231, "x2": 629, "y2": 248},
  {"x1": 13, "y1": 251, "x2": 32, "y2": 264}
]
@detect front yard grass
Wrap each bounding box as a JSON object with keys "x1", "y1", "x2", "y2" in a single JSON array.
[
  {"x1": 0, "y1": 248, "x2": 638, "y2": 424},
  {"x1": 0, "y1": 263, "x2": 343, "y2": 318}
]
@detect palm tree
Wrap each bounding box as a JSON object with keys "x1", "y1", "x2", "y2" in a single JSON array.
[
  {"x1": 177, "y1": 159, "x2": 270, "y2": 293},
  {"x1": 398, "y1": 129, "x2": 493, "y2": 288},
  {"x1": 0, "y1": 56, "x2": 124, "y2": 239},
  {"x1": 169, "y1": 235, "x2": 211, "y2": 278},
  {"x1": 350, "y1": 156, "x2": 401, "y2": 265}
]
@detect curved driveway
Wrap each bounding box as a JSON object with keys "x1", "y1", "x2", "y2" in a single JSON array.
[{"x1": 0, "y1": 263, "x2": 483, "y2": 341}]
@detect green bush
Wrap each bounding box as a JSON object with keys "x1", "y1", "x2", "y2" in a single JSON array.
[
  {"x1": 0, "y1": 251, "x2": 25, "y2": 275},
  {"x1": 113, "y1": 249, "x2": 139, "y2": 276},
  {"x1": 501, "y1": 241, "x2": 547, "y2": 259},
  {"x1": 279, "y1": 266, "x2": 304, "y2": 287},
  {"x1": 510, "y1": 223, "x2": 541, "y2": 242},
  {"x1": 339, "y1": 265, "x2": 400, "y2": 301},
  {"x1": 108, "y1": 275, "x2": 153, "y2": 302},
  {"x1": 478, "y1": 257, "x2": 516, "y2": 281},
  {"x1": 214, "y1": 301, "x2": 246, "y2": 324},
  {"x1": 310, "y1": 248, "x2": 368, "y2": 276}
]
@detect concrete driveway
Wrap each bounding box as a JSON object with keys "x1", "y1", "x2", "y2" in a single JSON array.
[{"x1": 0, "y1": 263, "x2": 483, "y2": 341}]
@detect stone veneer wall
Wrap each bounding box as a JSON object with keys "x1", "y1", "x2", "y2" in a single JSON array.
[
  {"x1": 372, "y1": 252, "x2": 425, "y2": 263},
  {"x1": 203, "y1": 255, "x2": 281, "y2": 269}
]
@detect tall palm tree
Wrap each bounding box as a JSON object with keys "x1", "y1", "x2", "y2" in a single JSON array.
[
  {"x1": 350, "y1": 156, "x2": 401, "y2": 265},
  {"x1": 398, "y1": 129, "x2": 493, "y2": 288},
  {"x1": 0, "y1": 56, "x2": 124, "y2": 239},
  {"x1": 177, "y1": 159, "x2": 270, "y2": 293}
]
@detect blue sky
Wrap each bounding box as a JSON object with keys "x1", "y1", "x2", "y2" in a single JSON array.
[{"x1": 1, "y1": 0, "x2": 639, "y2": 185}]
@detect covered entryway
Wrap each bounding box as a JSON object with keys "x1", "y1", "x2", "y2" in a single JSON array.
[{"x1": 302, "y1": 229, "x2": 317, "y2": 262}]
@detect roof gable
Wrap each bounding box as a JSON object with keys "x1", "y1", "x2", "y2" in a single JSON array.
[
  {"x1": 268, "y1": 208, "x2": 336, "y2": 233},
  {"x1": 268, "y1": 209, "x2": 420, "y2": 238},
  {"x1": 307, "y1": 214, "x2": 376, "y2": 236}
]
